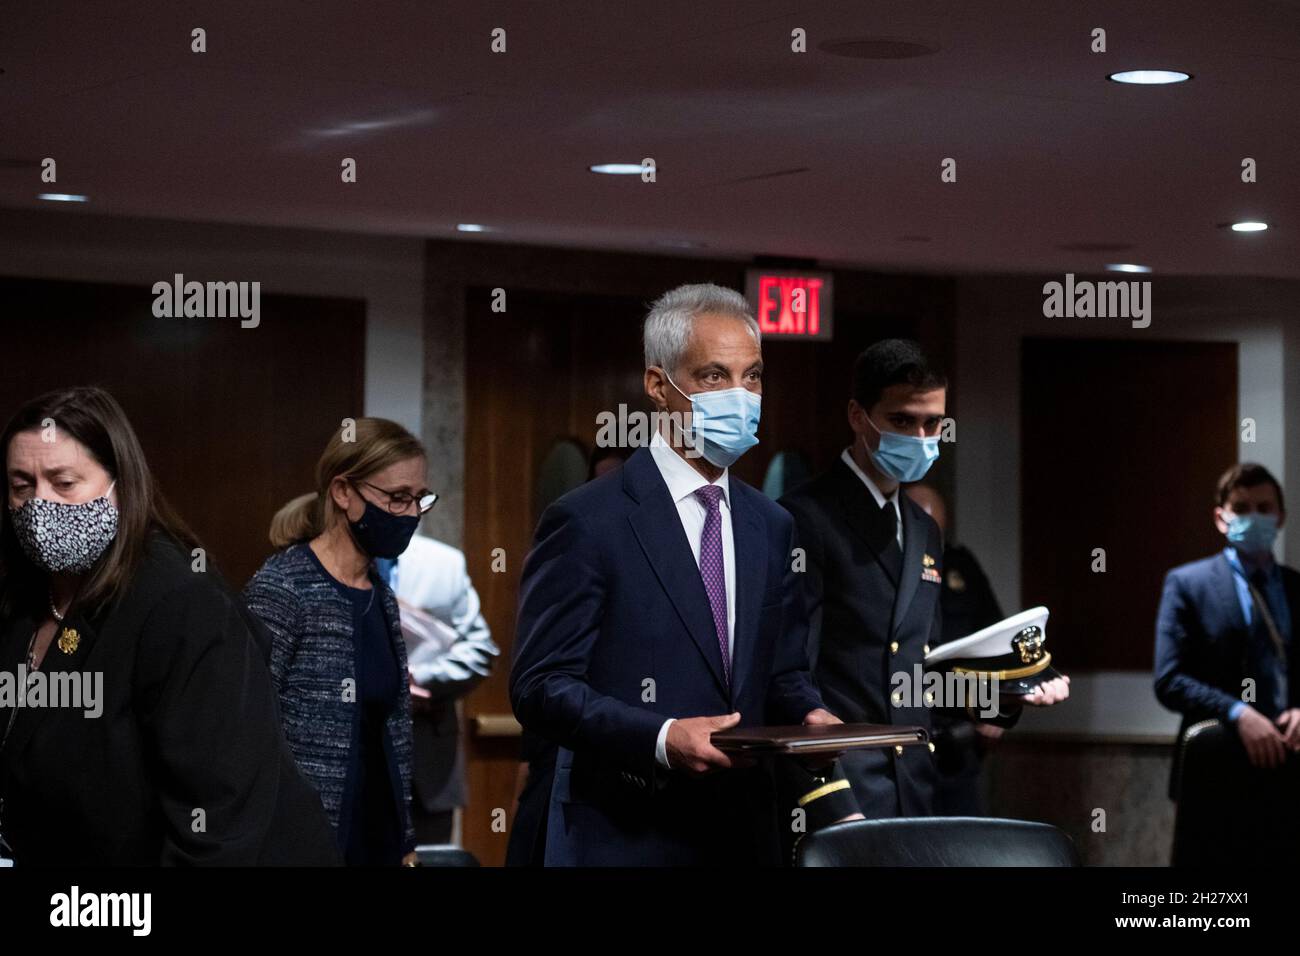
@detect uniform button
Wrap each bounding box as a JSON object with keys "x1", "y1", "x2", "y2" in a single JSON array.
[
  {"x1": 890, "y1": 641, "x2": 900, "y2": 654},
  {"x1": 927, "y1": 742, "x2": 937, "y2": 753},
  {"x1": 894, "y1": 745, "x2": 904, "y2": 756},
  {"x1": 923, "y1": 644, "x2": 930, "y2": 655}
]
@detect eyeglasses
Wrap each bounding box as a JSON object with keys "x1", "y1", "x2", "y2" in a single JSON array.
[{"x1": 351, "y1": 479, "x2": 439, "y2": 515}]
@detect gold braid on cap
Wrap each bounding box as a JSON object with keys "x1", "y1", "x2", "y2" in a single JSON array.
[{"x1": 952, "y1": 651, "x2": 1052, "y2": 681}]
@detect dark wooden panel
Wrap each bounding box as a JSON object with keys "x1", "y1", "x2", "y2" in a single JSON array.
[
  {"x1": 1020, "y1": 338, "x2": 1237, "y2": 671},
  {"x1": 0, "y1": 276, "x2": 366, "y2": 589}
]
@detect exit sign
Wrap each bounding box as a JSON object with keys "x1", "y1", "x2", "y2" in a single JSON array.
[{"x1": 745, "y1": 269, "x2": 833, "y2": 340}]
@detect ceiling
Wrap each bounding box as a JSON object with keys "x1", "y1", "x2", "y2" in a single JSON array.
[{"x1": 3, "y1": 0, "x2": 1298, "y2": 277}]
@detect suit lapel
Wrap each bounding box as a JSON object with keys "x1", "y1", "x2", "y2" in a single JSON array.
[
  {"x1": 624, "y1": 450, "x2": 730, "y2": 698},
  {"x1": 891, "y1": 497, "x2": 927, "y2": 637},
  {"x1": 729, "y1": 487, "x2": 764, "y2": 703},
  {"x1": 829, "y1": 460, "x2": 901, "y2": 587},
  {"x1": 1213, "y1": 552, "x2": 1249, "y2": 634}
]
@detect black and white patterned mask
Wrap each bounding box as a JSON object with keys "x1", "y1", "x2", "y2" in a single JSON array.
[{"x1": 9, "y1": 480, "x2": 119, "y2": 574}]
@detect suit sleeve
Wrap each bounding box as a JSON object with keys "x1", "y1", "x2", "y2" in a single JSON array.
[
  {"x1": 510, "y1": 499, "x2": 665, "y2": 773},
  {"x1": 135, "y1": 577, "x2": 306, "y2": 864},
  {"x1": 410, "y1": 555, "x2": 499, "y2": 703},
  {"x1": 1154, "y1": 569, "x2": 1240, "y2": 721},
  {"x1": 765, "y1": 512, "x2": 828, "y2": 724}
]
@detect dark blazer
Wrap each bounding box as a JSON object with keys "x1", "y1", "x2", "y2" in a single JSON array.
[
  {"x1": 510, "y1": 447, "x2": 828, "y2": 866},
  {"x1": 244, "y1": 543, "x2": 415, "y2": 854},
  {"x1": 1154, "y1": 551, "x2": 1300, "y2": 798},
  {"x1": 781, "y1": 458, "x2": 1017, "y2": 819},
  {"x1": 0, "y1": 532, "x2": 339, "y2": 865}
]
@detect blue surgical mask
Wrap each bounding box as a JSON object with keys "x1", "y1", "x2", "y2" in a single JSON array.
[
  {"x1": 664, "y1": 372, "x2": 761, "y2": 469},
  {"x1": 1225, "y1": 512, "x2": 1279, "y2": 555},
  {"x1": 863, "y1": 415, "x2": 940, "y2": 483}
]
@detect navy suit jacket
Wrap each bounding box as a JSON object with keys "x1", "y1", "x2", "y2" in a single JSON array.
[
  {"x1": 510, "y1": 447, "x2": 826, "y2": 865},
  {"x1": 1154, "y1": 551, "x2": 1300, "y2": 797}
]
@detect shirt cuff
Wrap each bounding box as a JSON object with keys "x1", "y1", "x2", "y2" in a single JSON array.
[
  {"x1": 655, "y1": 718, "x2": 675, "y2": 769},
  {"x1": 1228, "y1": 701, "x2": 1247, "y2": 722}
]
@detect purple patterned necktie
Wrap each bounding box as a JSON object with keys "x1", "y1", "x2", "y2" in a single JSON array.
[{"x1": 693, "y1": 484, "x2": 731, "y2": 685}]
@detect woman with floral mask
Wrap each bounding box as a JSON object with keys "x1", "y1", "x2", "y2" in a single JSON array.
[
  {"x1": 0, "y1": 386, "x2": 338, "y2": 865},
  {"x1": 247, "y1": 418, "x2": 435, "y2": 867}
]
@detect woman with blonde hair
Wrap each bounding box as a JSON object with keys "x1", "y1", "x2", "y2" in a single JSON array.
[{"x1": 245, "y1": 418, "x2": 437, "y2": 866}]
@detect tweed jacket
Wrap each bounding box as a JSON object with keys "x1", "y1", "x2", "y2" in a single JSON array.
[{"x1": 245, "y1": 543, "x2": 414, "y2": 852}]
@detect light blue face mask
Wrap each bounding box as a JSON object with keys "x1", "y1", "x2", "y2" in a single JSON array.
[
  {"x1": 864, "y1": 414, "x2": 940, "y2": 483},
  {"x1": 664, "y1": 372, "x2": 761, "y2": 469},
  {"x1": 1225, "y1": 512, "x2": 1279, "y2": 555}
]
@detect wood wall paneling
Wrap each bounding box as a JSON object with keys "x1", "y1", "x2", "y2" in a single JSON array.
[{"x1": 1020, "y1": 338, "x2": 1238, "y2": 671}]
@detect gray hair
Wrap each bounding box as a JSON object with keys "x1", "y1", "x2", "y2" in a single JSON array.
[{"x1": 643, "y1": 283, "x2": 761, "y2": 372}]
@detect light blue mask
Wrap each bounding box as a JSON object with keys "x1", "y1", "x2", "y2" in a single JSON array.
[
  {"x1": 1226, "y1": 512, "x2": 1279, "y2": 555},
  {"x1": 864, "y1": 415, "x2": 940, "y2": 483},
  {"x1": 665, "y1": 373, "x2": 761, "y2": 469}
]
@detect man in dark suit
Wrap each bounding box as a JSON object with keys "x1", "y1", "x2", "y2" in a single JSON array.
[
  {"x1": 780, "y1": 340, "x2": 1070, "y2": 818},
  {"x1": 1155, "y1": 462, "x2": 1300, "y2": 794},
  {"x1": 511, "y1": 283, "x2": 856, "y2": 866}
]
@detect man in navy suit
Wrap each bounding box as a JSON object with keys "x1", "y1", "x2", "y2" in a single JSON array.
[
  {"x1": 1155, "y1": 462, "x2": 1300, "y2": 793},
  {"x1": 510, "y1": 283, "x2": 856, "y2": 866}
]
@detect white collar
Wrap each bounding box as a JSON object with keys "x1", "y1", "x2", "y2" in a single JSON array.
[
  {"x1": 650, "y1": 431, "x2": 731, "y2": 509},
  {"x1": 840, "y1": 447, "x2": 897, "y2": 511}
]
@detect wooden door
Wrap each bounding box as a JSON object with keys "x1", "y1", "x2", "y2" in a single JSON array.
[{"x1": 1020, "y1": 338, "x2": 1238, "y2": 670}]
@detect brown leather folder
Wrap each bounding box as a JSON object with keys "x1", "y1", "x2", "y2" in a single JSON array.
[{"x1": 711, "y1": 722, "x2": 929, "y2": 756}]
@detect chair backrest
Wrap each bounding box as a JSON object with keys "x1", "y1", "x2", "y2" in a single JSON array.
[
  {"x1": 1172, "y1": 718, "x2": 1300, "y2": 866},
  {"x1": 795, "y1": 817, "x2": 1080, "y2": 867},
  {"x1": 414, "y1": 844, "x2": 480, "y2": 867}
]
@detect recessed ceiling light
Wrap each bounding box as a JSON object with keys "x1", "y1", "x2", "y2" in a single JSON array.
[
  {"x1": 457, "y1": 223, "x2": 488, "y2": 233},
  {"x1": 1108, "y1": 70, "x2": 1191, "y2": 85},
  {"x1": 589, "y1": 163, "x2": 645, "y2": 175},
  {"x1": 38, "y1": 192, "x2": 87, "y2": 202},
  {"x1": 1106, "y1": 263, "x2": 1152, "y2": 273},
  {"x1": 1229, "y1": 221, "x2": 1268, "y2": 232}
]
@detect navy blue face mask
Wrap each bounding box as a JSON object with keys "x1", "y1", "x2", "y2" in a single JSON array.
[{"x1": 348, "y1": 497, "x2": 420, "y2": 560}]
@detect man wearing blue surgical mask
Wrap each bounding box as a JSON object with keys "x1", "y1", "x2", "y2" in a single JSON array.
[
  {"x1": 1156, "y1": 463, "x2": 1300, "y2": 784},
  {"x1": 511, "y1": 283, "x2": 859, "y2": 866},
  {"x1": 781, "y1": 339, "x2": 1069, "y2": 818}
]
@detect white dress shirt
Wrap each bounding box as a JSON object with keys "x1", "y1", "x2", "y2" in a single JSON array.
[
  {"x1": 649, "y1": 431, "x2": 736, "y2": 769},
  {"x1": 840, "y1": 447, "x2": 903, "y2": 550}
]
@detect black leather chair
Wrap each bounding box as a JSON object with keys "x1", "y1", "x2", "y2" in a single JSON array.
[
  {"x1": 794, "y1": 817, "x2": 1079, "y2": 867},
  {"x1": 414, "y1": 844, "x2": 480, "y2": 867},
  {"x1": 1171, "y1": 718, "x2": 1300, "y2": 866}
]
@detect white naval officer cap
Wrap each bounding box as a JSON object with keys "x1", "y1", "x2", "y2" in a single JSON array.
[{"x1": 924, "y1": 606, "x2": 1060, "y2": 697}]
